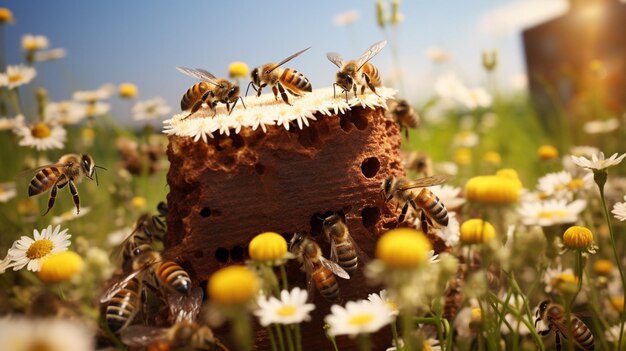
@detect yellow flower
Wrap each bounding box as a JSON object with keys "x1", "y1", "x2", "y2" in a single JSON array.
[
  {"x1": 465, "y1": 174, "x2": 521, "y2": 205},
  {"x1": 454, "y1": 148, "x2": 472, "y2": 166},
  {"x1": 592, "y1": 259, "x2": 613, "y2": 276},
  {"x1": 610, "y1": 296, "x2": 624, "y2": 312},
  {"x1": 130, "y1": 196, "x2": 146, "y2": 209},
  {"x1": 37, "y1": 251, "x2": 84, "y2": 283},
  {"x1": 375, "y1": 228, "x2": 432, "y2": 268},
  {"x1": 538, "y1": 144, "x2": 559, "y2": 161},
  {"x1": 81, "y1": 127, "x2": 95, "y2": 147},
  {"x1": 0, "y1": 8, "x2": 13, "y2": 24},
  {"x1": 228, "y1": 61, "x2": 249, "y2": 80},
  {"x1": 17, "y1": 198, "x2": 39, "y2": 216},
  {"x1": 483, "y1": 151, "x2": 501, "y2": 165},
  {"x1": 460, "y1": 219, "x2": 496, "y2": 244},
  {"x1": 118, "y1": 82, "x2": 138, "y2": 98},
  {"x1": 470, "y1": 307, "x2": 482, "y2": 323},
  {"x1": 562, "y1": 226, "x2": 594, "y2": 251},
  {"x1": 208, "y1": 265, "x2": 259, "y2": 305},
  {"x1": 550, "y1": 273, "x2": 578, "y2": 295},
  {"x1": 248, "y1": 232, "x2": 288, "y2": 263}
]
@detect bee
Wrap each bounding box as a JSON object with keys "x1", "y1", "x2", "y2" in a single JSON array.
[
  {"x1": 27, "y1": 153, "x2": 105, "y2": 215},
  {"x1": 387, "y1": 99, "x2": 420, "y2": 138},
  {"x1": 402, "y1": 151, "x2": 432, "y2": 178},
  {"x1": 246, "y1": 47, "x2": 312, "y2": 105},
  {"x1": 535, "y1": 300, "x2": 594, "y2": 351},
  {"x1": 115, "y1": 213, "x2": 167, "y2": 268},
  {"x1": 321, "y1": 213, "x2": 362, "y2": 276},
  {"x1": 289, "y1": 233, "x2": 349, "y2": 302},
  {"x1": 327, "y1": 40, "x2": 387, "y2": 102},
  {"x1": 122, "y1": 321, "x2": 230, "y2": 351},
  {"x1": 101, "y1": 273, "x2": 142, "y2": 334},
  {"x1": 132, "y1": 245, "x2": 192, "y2": 297},
  {"x1": 177, "y1": 67, "x2": 245, "y2": 118},
  {"x1": 442, "y1": 277, "x2": 464, "y2": 321},
  {"x1": 381, "y1": 175, "x2": 451, "y2": 227}
]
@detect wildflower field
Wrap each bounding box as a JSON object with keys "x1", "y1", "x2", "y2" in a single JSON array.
[{"x1": 0, "y1": 2, "x2": 625, "y2": 351}]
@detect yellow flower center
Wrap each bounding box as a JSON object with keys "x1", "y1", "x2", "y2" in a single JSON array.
[
  {"x1": 470, "y1": 307, "x2": 482, "y2": 322},
  {"x1": 385, "y1": 300, "x2": 398, "y2": 312},
  {"x1": 538, "y1": 210, "x2": 567, "y2": 220},
  {"x1": 610, "y1": 296, "x2": 624, "y2": 312},
  {"x1": 348, "y1": 313, "x2": 374, "y2": 327},
  {"x1": 31, "y1": 123, "x2": 52, "y2": 139},
  {"x1": 460, "y1": 219, "x2": 496, "y2": 244},
  {"x1": 8, "y1": 72, "x2": 22, "y2": 83},
  {"x1": 27, "y1": 340, "x2": 54, "y2": 351},
  {"x1": 249, "y1": 232, "x2": 288, "y2": 262},
  {"x1": 26, "y1": 239, "x2": 53, "y2": 259},
  {"x1": 277, "y1": 305, "x2": 297, "y2": 317},
  {"x1": 38, "y1": 251, "x2": 84, "y2": 283},
  {"x1": 422, "y1": 341, "x2": 432, "y2": 351},
  {"x1": 376, "y1": 228, "x2": 432, "y2": 268},
  {"x1": 563, "y1": 226, "x2": 593, "y2": 250},
  {"x1": 593, "y1": 259, "x2": 613, "y2": 276},
  {"x1": 567, "y1": 178, "x2": 584, "y2": 191},
  {"x1": 85, "y1": 104, "x2": 96, "y2": 116}
]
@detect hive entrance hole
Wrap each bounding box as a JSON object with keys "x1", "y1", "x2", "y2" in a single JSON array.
[
  {"x1": 200, "y1": 207, "x2": 211, "y2": 217},
  {"x1": 215, "y1": 247, "x2": 229, "y2": 263},
  {"x1": 230, "y1": 245, "x2": 246, "y2": 262},
  {"x1": 360, "y1": 157, "x2": 380, "y2": 178},
  {"x1": 361, "y1": 206, "x2": 381, "y2": 231}
]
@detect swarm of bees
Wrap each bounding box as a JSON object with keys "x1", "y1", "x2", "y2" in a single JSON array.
[
  {"x1": 27, "y1": 153, "x2": 105, "y2": 215},
  {"x1": 381, "y1": 175, "x2": 451, "y2": 232},
  {"x1": 177, "y1": 40, "x2": 390, "y2": 118},
  {"x1": 535, "y1": 300, "x2": 594, "y2": 351}
]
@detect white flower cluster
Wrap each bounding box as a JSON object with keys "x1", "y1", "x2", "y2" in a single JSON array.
[{"x1": 163, "y1": 86, "x2": 396, "y2": 143}]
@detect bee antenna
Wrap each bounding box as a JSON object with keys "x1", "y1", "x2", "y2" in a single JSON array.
[
  {"x1": 94, "y1": 165, "x2": 107, "y2": 171},
  {"x1": 94, "y1": 168, "x2": 99, "y2": 186},
  {"x1": 245, "y1": 81, "x2": 256, "y2": 98}
]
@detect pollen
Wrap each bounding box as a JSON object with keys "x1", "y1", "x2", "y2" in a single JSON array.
[
  {"x1": 348, "y1": 313, "x2": 375, "y2": 327},
  {"x1": 31, "y1": 123, "x2": 52, "y2": 139},
  {"x1": 276, "y1": 305, "x2": 297, "y2": 317},
  {"x1": 25, "y1": 239, "x2": 53, "y2": 259},
  {"x1": 562, "y1": 225, "x2": 594, "y2": 250}
]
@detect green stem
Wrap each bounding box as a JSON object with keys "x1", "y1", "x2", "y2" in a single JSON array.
[
  {"x1": 284, "y1": 324, "x2": 296, "y2": 351},
  {"x1": 279, "y1": 264, "x2": 289, "y2": 291},
  {"x1": 442, "y1": 319, "x2": 453, "y2": 351},
  {"x1": 569, "y1": 251, "x2": 584, "y2": 307},
  {"x1": 231, "y1": 312, "x2": 253, "y2": 351},
  {"x1": 274, "y1": 324, "x2": 286, "y2": 351},
  {"x1": 401, "y1": 309, "x2": 415, "y2": 351},
  {"x1": 488, "y1": 292, "x2": 545, "y2": 351},
  {"x1": 598, "y1": 183, "x2": 626, "y2": 351},
  {"x1": 294, "y1": 324, "x2": 302, "y2": 351},
  {"x1": 357, "y1": 333, "x2": 371, "y2": 351},
  {"x1": 267, "y1": 326, "x2": 279, "y2": 351},
  {"x1": 391, "y1": 320, "x2": 401, "y2": 351},
  {"x1": 325, "y1": 325, "x2": 339, "y2": 351}
]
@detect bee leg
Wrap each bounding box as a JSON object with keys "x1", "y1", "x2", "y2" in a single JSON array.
[
  {"x1": 272, "y1": 85, "x2": 279, "y2": 101},
  {"x1": 352, "y1": 84, "x2": 357, "y2": 100},
  {"x1": 184, "y1": 100, "x2": 204, "y2": 119},
  {"x1": 277, "y1": 82, "x2": 292, "y2": 105},
  {"x1": 68, "y1": 179, "x2": 80, "y2": 214},
  {"x1": 398, "y1": 201, "x2": 410, "y2": 223},
  {"x1": 363, "y1": 73, "x2": 380, "y2": 97},
  {"x1": 420, "y1": 210, "x2": 429, "y2": 233},
  {"x1": 42, "y1": 181, "x2": 60, "y2": 216},
  {"x1": 555, "y1": 332, "x2": 562, "y2": 351},
  {"x1": 333, "y1": 83, "x2": 337, "y2": 99}
]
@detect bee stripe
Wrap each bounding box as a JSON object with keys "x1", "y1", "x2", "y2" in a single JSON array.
[{"x1": 571, "y1": 319, "x2": 594, "y2": 348}]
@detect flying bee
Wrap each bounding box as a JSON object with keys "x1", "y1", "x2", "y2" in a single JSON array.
[
  {"x1": 121, "y1": 321, "x2": 230, "y2": 351},
  {"x1": 535, "y1": 300, "x2": 594, "y2": 351},
  {"x1": 289, "y1": 233, "x2": 349, "y2": 302},
  {"x1": 321, "y1": 213, "x2": 363, "y2": 276},
  {"x1": 387, "y1": 99, "x2": 420, "y2": 138},
  {"x1": 402, "y1": 151, "x2": 432, "y2": 178},
  {"x1": 327, "y1": 40, "x2": 387, "y2": 102},
  {"x1": 246, "y1": 47, "x2": 312, "y2": 105},
  {"x1": 177, "y1": 67, "x2": 245, "y2": 119},
  {"x1": 27, "y1": 153, "x2": 105, "y2": 215},
  {"x1": 381, "y1": 175, "x2": 451, "y2": 228}
]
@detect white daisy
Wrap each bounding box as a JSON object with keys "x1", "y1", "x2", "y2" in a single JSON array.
[
  {"x1": 132, "y1": 97, "x2": 172, "y2": 121},
  {"x1": 292, "y1": 106, "x2": 317, "y2": 129},
  {"x1": 571, "y1": 152, "x2": 626, "y2": 171},
  {"x1": 432, "y1": 211, "x2": 460, "y2": 247},
  {"x1": 430, "y1": 185, "x2": 466, "y2": 210},
  {"x1": 0, "y1": 316, "x2": 94, "y2": 351},
  {"x1": 21, "y1": 34, "x2": 49, "y2": 51},
  {"x1": 325, "y1": 299, "x2": 393, "y2": 337},
  {"x1": 517, "y1": 199, "x2": 586, "y2": 227},
  {"x1": 45, "y1": 100, "x2": 87, "y2": 125},
  {"x1": 583, "y1": 118, "x2": 620, "y2": 134},
  {"x1": 452, "y1": 130, "x2": 479, "y2": 148},
  {"x1": 51, "y1": 207, "x2": 91, "y2": 226},
  {"x1": 498, "y1": 294, "x2": 531, "y2": 336},
  {"x1": 0, "y1": 114, "x2": 24, "y2": 131},
  {"x1": 249, "y1": 108, "x2": 276, "y2": 133},
  {"x1": 72, "y1": 84, "x2": 113, "y2": 102},
  {"x1": 4, "y1": 225, "x2": 71, "y2": 272},
  {"x1": 605, "y1": 324, "x2": 625, "y2": 344},
  {"x1": 367, "y1": 289, "x2": 399, "y2": 317},
  {"x1": 426, "y1": 47, "x2": 450, "y2": 63},
  {"x1": 536, "y1": 170, "x2": 593, "y2": 200},
  {"x1": 83, "y1": 102, "x2": 111, "y2": 118},
  {"x1": 453, "y1": 299, "x2": 481, "y2": 340},
  {"x1": 33, "y1": 48, "x2": 67, "y2": 62},
  {"x1": 334, "y1": 10, "x2": 359, "y2": 26},
  {"x1": 613, "y1": 196, "x2": 626, "y2": 221},
  {"x1": 543, "y1": 264, "x2": 574, "y2": 294},
  {"x1": 0, "y1": 64, "x2": 37, "y2": 89},
  {"x1": 254, "y1": 287, "x2": 315, "y2": 326},
  {"x1": 0, "y1": 182, "x2": 17, "y2": 203},
  {"x1": 15, "y1": 121, "x2": 66, "y2": 151},
  {"x1": 386, "y1": 338, "x2": 441, "y2": 351}
]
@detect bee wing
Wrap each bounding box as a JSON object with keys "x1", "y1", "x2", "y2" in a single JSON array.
[
  {"x1": 168, "y1": 287, "x2": 203, "y2": 323},
  {"x1": 120, "y1": 325, "x2": 168, "y2": 347},
  {"x1": 267, "y1": 47, "x2": 311, "y2": 73},
  {"x1": 15, "y1": 163, "x2": 68, "y2": 179},
  {"x1": 302, "y1": 259, "x2": 317, "y2": 301},
  {"x1": 346, "y1": 230, "x2": 371, "y2": 266},
  {"x1": 100, "y1": 270, "x2": 143, "y2": 303},
  {"x1": 176, "y1": 66, "x2": 219, "y2": 85},
  {"x1": 110, "y1": 226, "x2": 141, "y2": 265},
  {"x1": 329, "y1": 239, "x2": 339, "y2": 265},
  {"x1": 319, "y1": 256, "x2": 350, "y2": 280},
  {"x1": 357, "y1": 40, "x2": 387, "y2": 70},
  {"x1": 399, "y1": 174, "x2": 453, "y2": 191},
  {"x1": 326, "y1": 52, "x2": 344, "y2": 68}
]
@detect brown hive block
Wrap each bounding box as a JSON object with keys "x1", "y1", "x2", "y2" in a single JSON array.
[{"x1": 164, "y1": 89, "x2": 404, "y2": 350}]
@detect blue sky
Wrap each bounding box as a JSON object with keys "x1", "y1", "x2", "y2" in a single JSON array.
[{"x1": 3, "y1": 0, "x2": 569, "y2": 122}]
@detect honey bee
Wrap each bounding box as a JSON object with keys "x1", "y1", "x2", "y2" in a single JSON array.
[
  {"x1": 27, "y1": 153, "x2": 105, "y2": 215},
  {"x1": 122, "y1": 321, "x2": 230, "y2": 351},
  {"x1": 101, "y1": 273, "x2": 142, "y2": 334},
  {"x1": 442, "y1": 277, "x2": 464, "y2": 321},
  {"x1": 327, "y1": 40, "x2": 387, "y2": 102},
  {"x1": 246, "y1": 47, "x2": 312, "y2": 105},
  {"x1": 131, "y1": 245, "x2": 192, "y2": 296},
  {"x1": 535, "y1": 300, "x2": 594, "y2": 351},
  {"x1": 177, "y1": 67, "x2": 245, "y2": 118},
  {"x1": 402, "y1": 151, "x2": 432, "y2": 178},
  {"x1": 116, "y1": 213, "x2": 167, "y2": 268},
  {"x1": 381, "y1": 175, "x2": 451, "y2": 226},
  {"x1": 321, "y1": 213, "x2": 362, "y2": 276},
  {"x1": 387, "y1": 99, "x2": 420, "y2": 138},
  {"x1": 289, "y1": 233, "x2": 349, "y2": 302}
]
